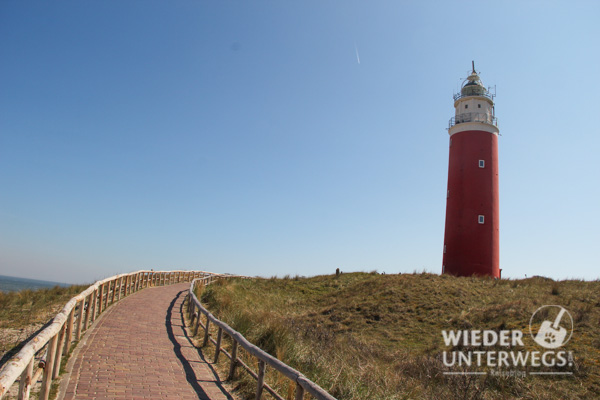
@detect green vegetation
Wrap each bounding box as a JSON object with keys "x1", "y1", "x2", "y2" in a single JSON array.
[
  {"x1": 0, "y1": 285, "x2": 88, "y2": 363},
  {"x1": 197, "y1": 272, "x2": 600, "y2": 400}
]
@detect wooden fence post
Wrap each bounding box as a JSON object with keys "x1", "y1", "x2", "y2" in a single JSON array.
[
  {"x1": 188, "y1": 298, "x2": 195, "y2": 321},
  {"x1": 110, "y1": 279, "x2": 117, "y2": 304},
  {"x1": 53, "y1": 324, "x2": 67, "y2": 379},
  {"x1": 294, "y1": 383, "x2": 305, "y2": 400},
  {"x1": 227, "y1": 340, "x2": 238, "y2": 380},
  {"x1": 116, "y1": 277, "x2": 121, "y2": 300},
  {"x1": 103, "y1": 282, "x2": 110, "y2": 310},
  {"x1": 202, "y1": 316, "x2": 210, "y2": 347},
  {"x1": 76, "y1": 299, "x2": 85, "y2": 340},
  {"x1": 255, "y1": 360, "x2": 266, "y2": 400},
  {"x1": 194, "y1": 310, "x2": 201, "y2": 336},
  {"x1": 83, "y1": 295, "x2": 91, "y2": 330},
  {"x1": 64, "y1": 307, "x2": 75, "y2": 354},
  {"x1": 213, "y1": 327, "x2": 223, "y2": 363},
  {"x1": 17, "y1": 357, "x2": 34, "y2": 400},
  {"x1": 40, "y1": 333, "x2": 59, "y2": 400},
  {"x1": 90, "y1": 289, "x2": 98, "y2": 322},
  {"x1": 98, "y1": 284, "x2": 104, "y2": 314}
]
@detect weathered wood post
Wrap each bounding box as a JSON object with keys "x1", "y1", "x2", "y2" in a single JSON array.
[
  {"x1": 116, "y1": 277, "x2": 122, "y2": 300},
  {"x1": 213, "y1": 327, "x2": 223, "y2": 363},
  {"x1": 227, "y1": 340, "x2": 238, "y2": 380},
  {"x1": 64, "y1": 307, "x2": 75, "y2": 354},
  {"x1": 103, "y1": 282, "x2": 110, "y2": 310},
  {"x1": 40, "y1": 334, "x2": 59, "y2": 400},
  {"x1": 295, "y1": 383, "x2": 305, "y2": 400},
  {"x1": 255, "y1": 360, "x2": 266, "y2": 400},
  {"x1": 110, "y1": 279, "x2": 117, "y2": 304},
  {"x1": 83, "y1": 294, "x2": 92, "y2": 330},
  {"x1": 17, "y1": 358, "x2": 34, "y2": 400},
  {"x1": 97, "y1": 284, "x2": 104, "y2": 314},
  {"x1": 194, "y1": 310, "x2": 201, "y2": 336},
  {"x1": 189, "y1": 310, "x2": 196, "y2": 328},
  {"x1": 53, "y1": 324, "x2": 67, "y2": 379},
  {"x1": 90, "y1": 289, "x2": 98, "y2": 322},
  {"x1": 76, "y1": 299, "x2": 85, "y2": 340},
  {"x1": 202, "y1": 316, "x2": 210, "y2": 347},
  {"x1": 188, "y1": 298, "x2": 195, "y2": 321}
]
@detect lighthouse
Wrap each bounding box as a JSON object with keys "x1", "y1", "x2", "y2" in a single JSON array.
[{"x1": 442, "y1": 63, "x2": 499, "y2": 278}]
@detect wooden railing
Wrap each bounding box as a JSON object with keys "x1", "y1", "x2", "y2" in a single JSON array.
[
  {"x1": 0, "y1": 270, "x2": 220, "y2": 400},
  {"x1": 187, "y1": 277, "x2": 337, "y2": 400}
]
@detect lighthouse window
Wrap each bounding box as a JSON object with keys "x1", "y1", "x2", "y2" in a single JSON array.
[
  {"x1": 478, "y1": 104, "x2": 481, "y2": 108},
  {"x1": 465, "y1": 104, "x2": 468, "y2": 109},
  {"x1": 479, "y1": 160, "x2": 485, "y2": 168},
  {"x1": 478, "y1": 215, "x2": 485, "y2": 224}
]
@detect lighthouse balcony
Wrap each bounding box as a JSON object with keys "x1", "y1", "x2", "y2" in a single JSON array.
[
  {"x1": 449, "y1": 113, "x2": 498, "y2": 129},
  {"x1": 453, "y1": 91, "x2": 494, "y2": 101}
]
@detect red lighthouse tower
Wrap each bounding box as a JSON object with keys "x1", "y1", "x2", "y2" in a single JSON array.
[{"x1": 442, "y1": 63, "x2": 499, "y2": 278}]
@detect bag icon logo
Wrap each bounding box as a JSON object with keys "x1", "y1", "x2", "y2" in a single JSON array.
[{"x1": 529, "y1": 305, "x2": 573, "y2": 349}]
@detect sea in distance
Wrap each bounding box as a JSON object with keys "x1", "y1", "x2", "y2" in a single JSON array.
[{"x1": 0, "y1": 274, "x2": 71, "y2": 293}]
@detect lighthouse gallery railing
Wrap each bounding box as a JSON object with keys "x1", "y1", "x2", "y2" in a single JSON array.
[{"x1": 448, "y1": 112, "x2": 498, "y2": 129}]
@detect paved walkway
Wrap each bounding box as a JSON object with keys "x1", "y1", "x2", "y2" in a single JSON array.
[{"x1": 59, "y1": 283, "x2": 235, "y2": 400}]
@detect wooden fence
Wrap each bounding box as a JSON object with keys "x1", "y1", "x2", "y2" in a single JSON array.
[
  {"x1": 187, "y1": 277, "x2": 337, "y2": 400},
  {"x1": 0, "y1": 270, "x2": 220, "y2": 400}
]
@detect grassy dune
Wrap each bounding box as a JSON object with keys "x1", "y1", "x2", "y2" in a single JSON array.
[
  {"x1": 0, "y1": 285, "x2": 88, "y2": 364},
  {"x1": 198, "y1": 272, "x2": 600, "y2": 400}
]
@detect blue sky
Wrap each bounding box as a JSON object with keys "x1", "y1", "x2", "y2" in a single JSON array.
[{"x1": 1, "y1": 1, "x2": 598, "y2": 284}]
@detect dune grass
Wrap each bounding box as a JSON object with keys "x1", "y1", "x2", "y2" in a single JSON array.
[
  {"x1": 0, "y1": 284, "x2": 88, "y2": 364},
  {"x1": 195, "y1": 272, "x2": 600, "y2": 400}
]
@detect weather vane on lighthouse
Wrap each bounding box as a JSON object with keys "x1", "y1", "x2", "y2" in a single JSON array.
[{"x1": 442, "y1": 62, "x2": 500, "y2": 278}]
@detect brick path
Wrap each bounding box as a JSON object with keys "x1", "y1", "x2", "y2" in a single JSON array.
[{"x1": 59, "y1": 283, "x2": 235, "y2": 400}]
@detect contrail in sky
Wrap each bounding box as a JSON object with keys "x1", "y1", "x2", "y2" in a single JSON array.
[{"x1": 355, "y1": 43, "x2": 360, "y2": 64}]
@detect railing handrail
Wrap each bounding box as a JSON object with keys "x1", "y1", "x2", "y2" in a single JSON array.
[
  {"x1": 0, "y1": 269, "x2": 219, "y2": 400},
  {"x1": 448, "y1": 112, "x2": 498, "y2": 129},
  {"x1": 188, "y1": 277, "x2": 337, "y2": 400},
  {"x1": 453, "y1": 91, "x2": 494, "y2": 101}
]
